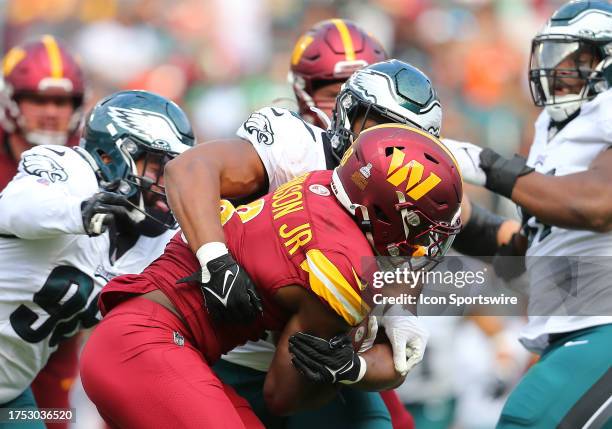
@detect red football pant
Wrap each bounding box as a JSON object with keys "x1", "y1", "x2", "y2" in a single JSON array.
[
  {"x1": 31, "y1": 334, "x2": 82, "y2": 429},
  {"x1": 380, "y1": 390, "x2": 415, "y2": 429},
  {"x1": 80, "y1": 297, "x2": 263, "y2": 429}
]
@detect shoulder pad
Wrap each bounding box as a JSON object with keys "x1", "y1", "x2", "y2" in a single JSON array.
[{"x1": 238, "y1": 107, "x2": 323, "y2": 146}]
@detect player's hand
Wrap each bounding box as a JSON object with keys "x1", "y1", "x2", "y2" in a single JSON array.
[
  {"x1": 443, "y1": 139, "x2": 535, "y2": 198},
  {"x1": 442, "y1": 138, "x2": 487, "y2": 186},
  {"x1": 81, "y1": 191, "x2": 137, "y2": 236},
  {"x1": 289, "y1": 332, "x2": 366, "y2": 385},
  {"x1": 492, "y1": 232, "x2": 527, "y2": 281},
  {"x1": 380, "y1": 306, "x2": 430, "y2": 376},
  {"x1": 178, "y1": 250, "x2": 263, "y2": 324}
]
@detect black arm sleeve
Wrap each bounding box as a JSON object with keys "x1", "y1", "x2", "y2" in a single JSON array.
[{"x1": 453, "y1": 203, "x2": 506, "y2": 257}]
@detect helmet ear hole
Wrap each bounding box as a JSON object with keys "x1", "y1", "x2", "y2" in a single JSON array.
[
  {"x1": 385, "y1": 146, "x2": 405, "y2": 157},
  {"x1": 97, "y1": 150, "x2": 112, "y2": 165},
  {"x1": 373, "y1": 204, "x2": 390, "y2": 225}
]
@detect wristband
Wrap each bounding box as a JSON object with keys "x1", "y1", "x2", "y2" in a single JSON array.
[
  {"x1": 196, "y1": 242, "x2": 228, "y2": 282},
  {"x1": 480, "y1": 149, "x2": 534, "y2": 199}
]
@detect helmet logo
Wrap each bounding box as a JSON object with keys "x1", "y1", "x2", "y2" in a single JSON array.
[
  {"x1": 108, "y1": 106, "x2": 182, "y2": 150},
  {"x1": 386, "y1": 148, "x2": 441, "y2": 200}
]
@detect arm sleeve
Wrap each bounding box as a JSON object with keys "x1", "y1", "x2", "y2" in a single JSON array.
[
  {"x1": 0, "y1": 147, "x2": 97, "y2": 239},
  {"x1": 299, "y1": 248, "x2": 371, "y2": 327},
  {"x1": 236, "y1": 107, "x2": 326, "y2": 190}
]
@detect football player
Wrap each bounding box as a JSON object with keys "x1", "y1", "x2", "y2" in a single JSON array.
[
  {"x1": 0, "y1": 35, "x2": 88, "y2": 425},
  {"x1": 220, "y1": 19, "x2": 407, "y2": 428},
  {"x1": 0, "y1": 90, "x2": 194, "y2": 426},
  {"x1": 443, "y1": 1, "x2": 612, "y2": 427},
  {"x1": 167, "y1": 55, "x2": 440, "y2": 427},
  {"x1": 0, "y1": 35, "x2": 85, "y2": 189},
  {"x1": 79, "y1": 125, "x2": 463, "y2": 429},
  {"x1": 288, "y1": 19, "x2": 386, "y2": 129}
]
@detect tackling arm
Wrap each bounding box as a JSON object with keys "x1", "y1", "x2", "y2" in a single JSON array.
[
  {"x1": 164, "y1": 139, "x2": 267, "y2": 252},
  {"x1": 512, "y1": 149, "x2": 612, "y2": 232},
  {"x1": 445, "y1": 137, "x2": 612, "y2": 233}
]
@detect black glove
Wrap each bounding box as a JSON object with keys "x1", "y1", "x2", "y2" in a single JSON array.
[
  {"x1": 480, "y1": 149, "x2": 535, "y2": 199},
  {"x1": 178, "y1": 253, "x2": 262, "y2": 324},
  {"x1": 289, "y1": 332, "x2": 365, "y2": 384},
  {"x1": 492, "y1": 233, "x2": 527, "y2": 281},
  {"x1": 81, "y1": 191, "x2": 136, "y2": 236}
]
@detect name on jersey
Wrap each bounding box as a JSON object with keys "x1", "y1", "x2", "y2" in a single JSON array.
[{"x1": 272, "y1": 173, "x2": 312, "y2": 255}]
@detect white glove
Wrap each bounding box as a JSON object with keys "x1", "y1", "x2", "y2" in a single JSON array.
[
  {"x1": 442, "y1": 138, "x2": 487, "y2": 186},
  {"x1": 379, "y1": 306, "x2": 430, "y2": 376}
]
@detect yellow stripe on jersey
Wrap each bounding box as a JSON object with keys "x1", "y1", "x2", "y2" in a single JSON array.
[
  {"x1": 300, "y1": 249, "x2": 369, "y2": 326},
  {"x1": 2, "y1": 47, "x2": 26, "y2": 77},
  {"x1": 41, "y1": 35, "x2": 63, "y2": 78},
  {"x1": 291, "y1": 35, "x2": 314, "y2": 66},
  {"x1": 331, "y1": 19, "x2": 355, "y2": 61}
]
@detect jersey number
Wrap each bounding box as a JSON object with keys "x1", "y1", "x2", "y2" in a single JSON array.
[{"x1": 9, "y1": 266, "x2": 99, "y2": 346}]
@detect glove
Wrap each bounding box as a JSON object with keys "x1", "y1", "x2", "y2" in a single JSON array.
[
  {"x1": 379, "y1": 306, "x2": 430, "y2": 376},
  {"x1": 81, "y1": 191, "x2": 137, "y2": 236},
  {"x1": 492, "y1": 232, "x2": 527, "y2": 281},
  {"x1": 178, "y1": 243, "x2": 262, "y2": 324},
  {"x1": 442, "y1": 139, "x2": 535, "y2": 199},
  {"x1": 442, "y1": 138, "x2": 486, "y2": 186},
  {"x1": 289, "y1": 332, "x2": 366, "y2": 384}
]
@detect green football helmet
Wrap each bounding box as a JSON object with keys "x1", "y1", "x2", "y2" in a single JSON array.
[
  {"x1": 329, "y1": 59, "x2": 442, "y2": 161},
  {"x1": 80, "y1": 90, "x2": 195, "y2": 235}
]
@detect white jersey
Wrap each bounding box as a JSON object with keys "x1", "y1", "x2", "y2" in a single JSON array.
[
  {"x1": 520, "y1": 90, "x2": 612, "y2": 353},
  {"x1": 224, "y1": 107, "x2": 334, "y2": 371},
  {"x1": 0, "y1": 145, "x2": 176, "y2": 402},
  {"x1": 236, "y1": 107, "x2": 331, "y2": 191}
]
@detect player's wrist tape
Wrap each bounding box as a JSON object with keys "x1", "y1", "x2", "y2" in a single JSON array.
[
  {"x1": 453, "y1": 203, "x2": 505, "y2": 256},
  {"x1": 339, "y1": 356, "x2": 367, "y2": 385},
  {"x1": 480, "y1": 148, "x2": 534, "y2": 199},
  {"x1": 196, "y1": 242, "x2": 228, "y2": 283}
]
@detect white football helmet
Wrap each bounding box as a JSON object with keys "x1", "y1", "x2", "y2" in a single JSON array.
[
  {"x1": 328, "y1": 59, "x2": 442, "y2": 161},
  {"x1": 529, "y1": 0, "x2": 612, "y2": 122}
]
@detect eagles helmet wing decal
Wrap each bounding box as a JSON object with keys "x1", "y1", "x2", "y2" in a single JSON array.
[
  {"x1": 243, "y1": 112, "x2": 275, "y2": 145},
  {"x1": 107, "y1": 106, "x2": 184, "y2": 151},
  {"x1": 22, "y1": 153, "x2": 68, "y2": 182}
]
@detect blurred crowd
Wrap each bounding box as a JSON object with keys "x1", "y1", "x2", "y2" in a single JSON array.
[{"x1": 1, "y1": 1, "x2": 567, "y2": 428}]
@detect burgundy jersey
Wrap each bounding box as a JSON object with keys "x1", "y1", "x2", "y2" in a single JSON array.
[{"x1": 99, "y1": 171, "x2": 374, "y2": 363}]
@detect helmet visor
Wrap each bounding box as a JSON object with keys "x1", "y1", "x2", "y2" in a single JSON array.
[{"x1": 529, "y1": 36, "x2": 603, "y2": 106}]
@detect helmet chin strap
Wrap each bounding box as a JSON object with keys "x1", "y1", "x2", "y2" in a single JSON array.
[
  {"x1": 330, "y1": 168, "x2": 376, "y2": 248},
  {"x1": 309, "y1": 106, "x2": 331, "y2": 128},
  {"x1": 117, "y1": 139, "x2": 146, "y2": 224},
  {"x1": 545, "y1": 97, "x2": 583, "y2": 122}
]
